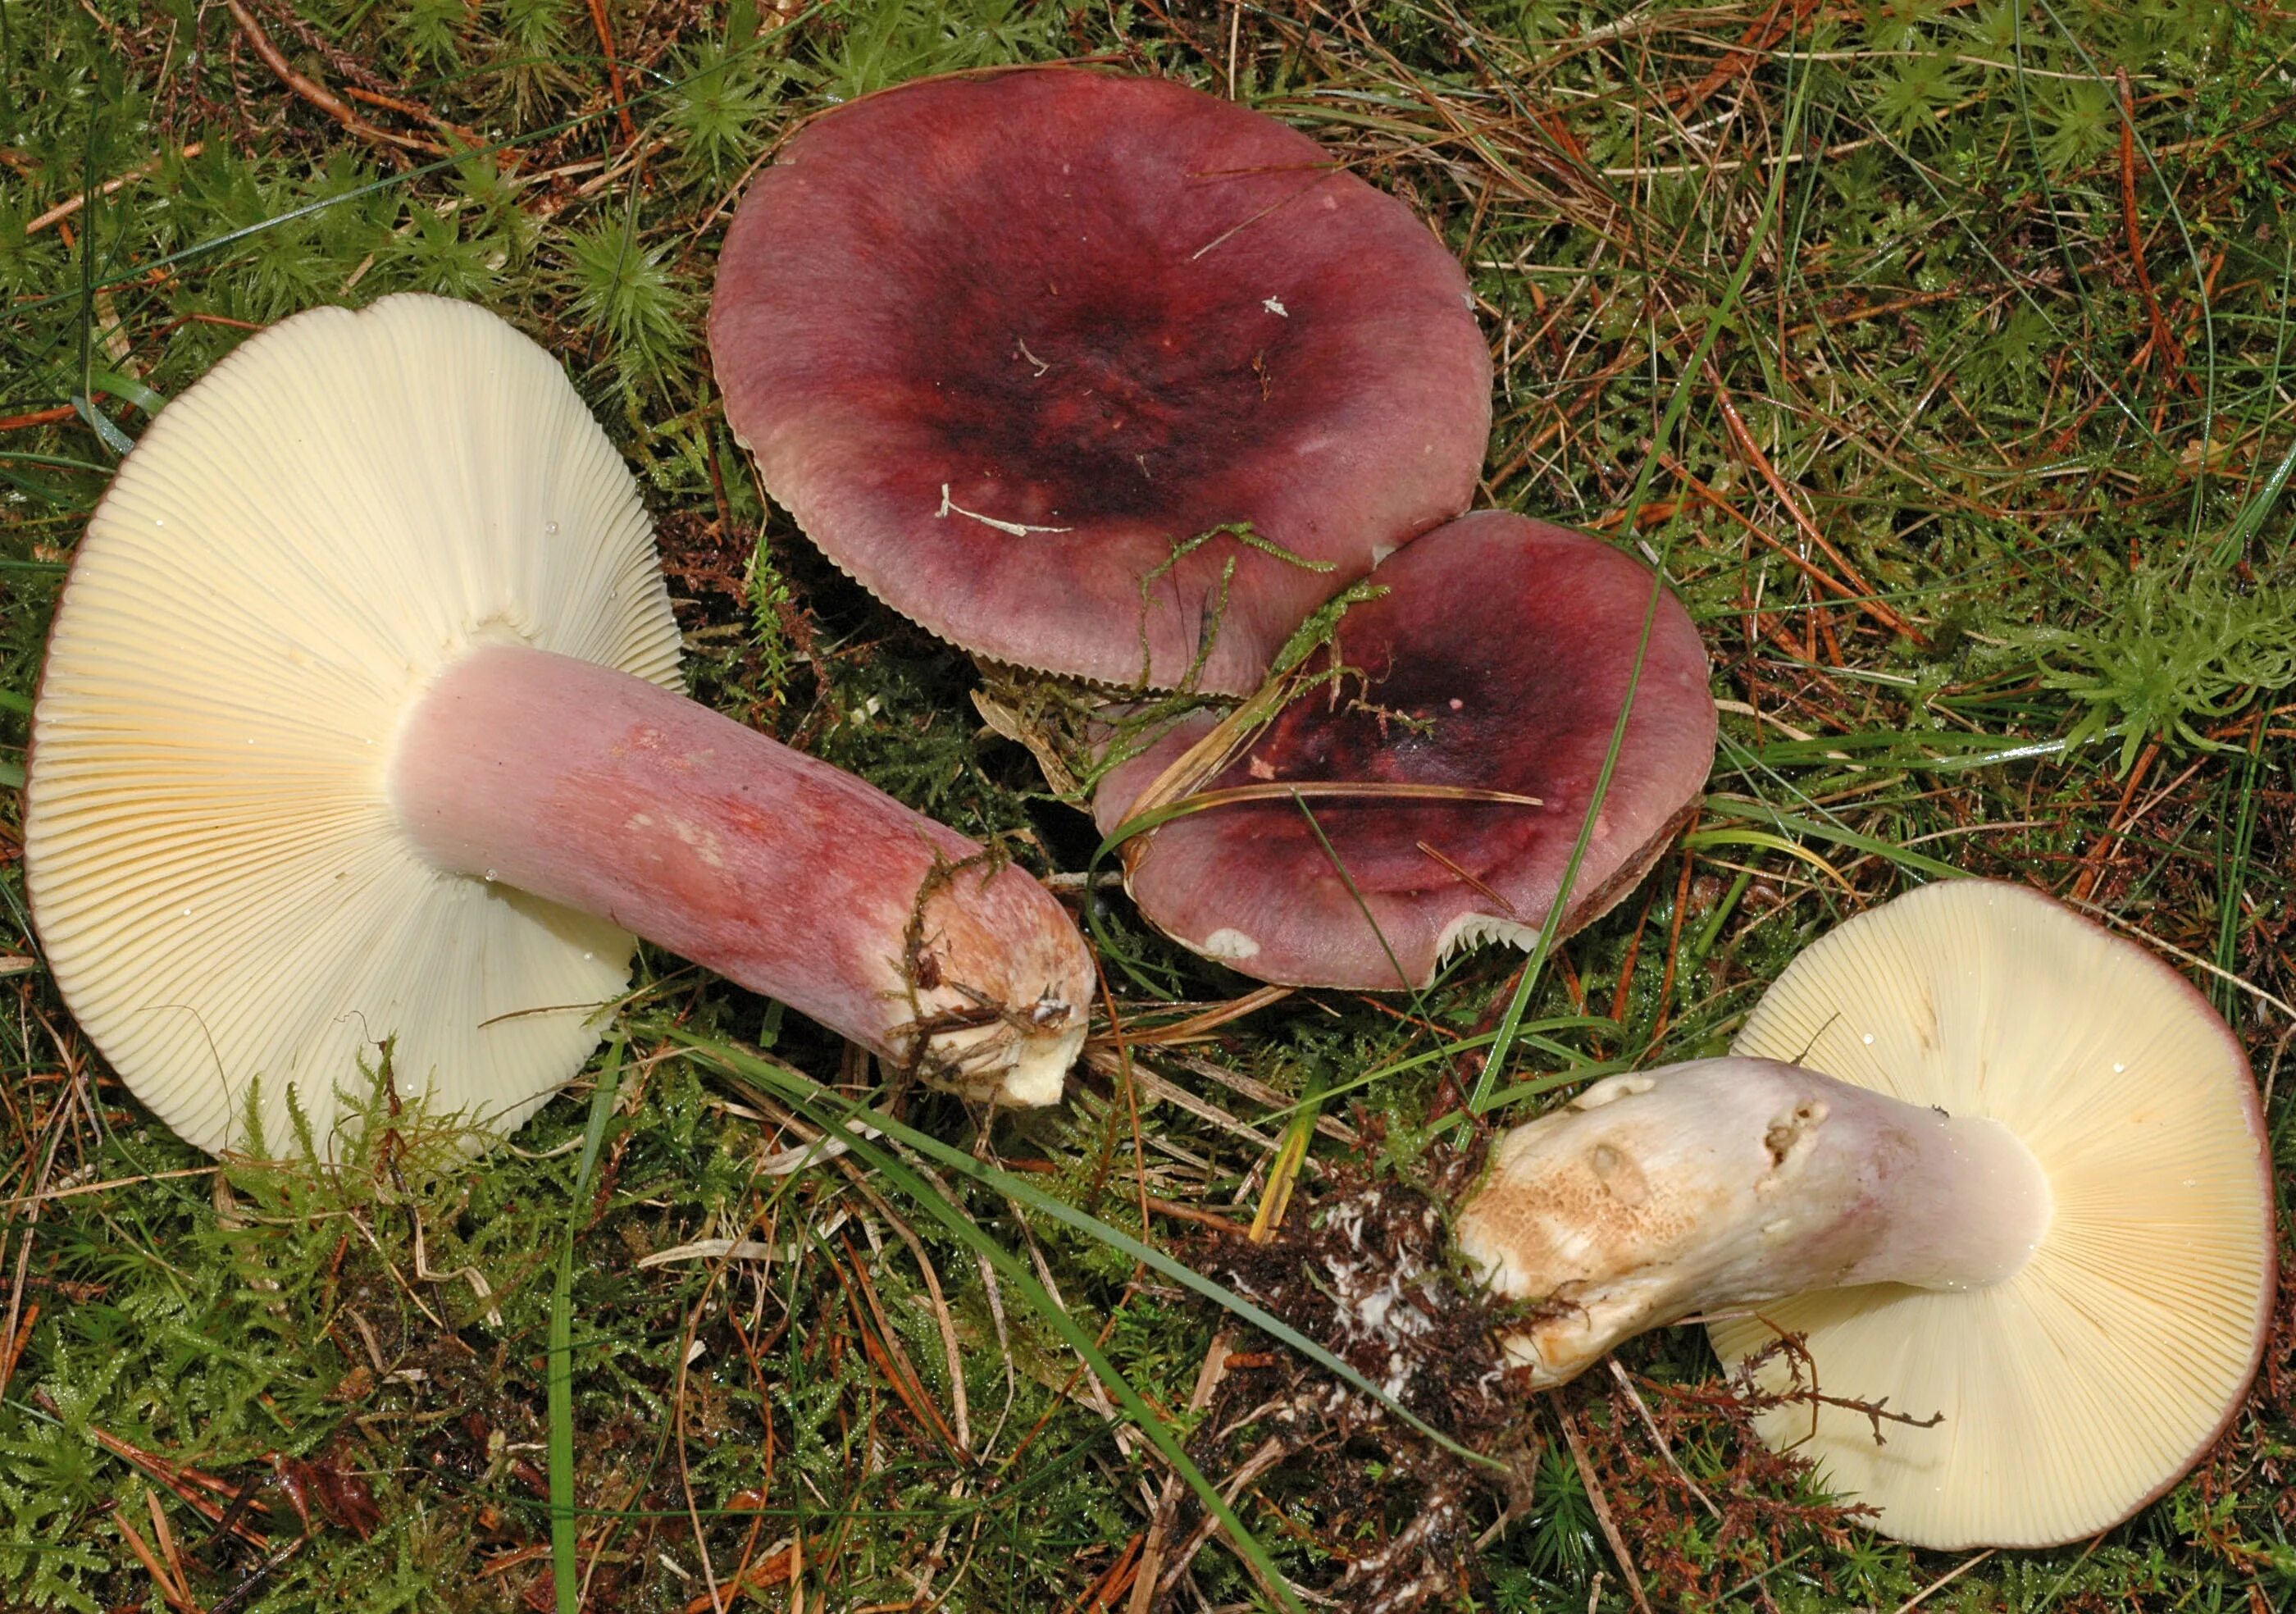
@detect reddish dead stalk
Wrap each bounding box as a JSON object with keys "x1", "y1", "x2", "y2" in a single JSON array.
[
  {"x1": 586, "y1": 0, "x2": 640, "y2": 144},
  {"x1": 223, "y1": 0, "x2": 440, "y2": 161}
]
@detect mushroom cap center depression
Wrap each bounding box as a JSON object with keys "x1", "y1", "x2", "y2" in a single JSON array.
[
  {"x1": 1089, "y1": 511, "x2": 1719, "y2": 991},
  {"x1": 1166, "y1": 622, "x2": 1655, "y2": 898},
  {"x1": 930, "y1": 281, "x2": 1301, "y2": 528},
  {"x1": 1238, "y1": 693, "x2": 1523, "y2": 890}
]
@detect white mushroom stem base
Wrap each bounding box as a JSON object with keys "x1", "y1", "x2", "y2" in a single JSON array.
[
  {"x1": 388, "y1": 644, "x2": 1092, "y2": 1104},
  {"x1": 1454, "y1": 1058, "x2": 2053, "y2": 1387}
]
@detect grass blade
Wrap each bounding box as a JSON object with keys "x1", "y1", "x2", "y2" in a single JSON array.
[
  {"x1": 549, "y1": 1038, "x2": 624, "y2": 1614},
  {"x1": 676, "y1": 1036, "x2": 1319, "y2": 1612},
  {"x1": 1469, "y1": 21, "x2": 1820, "y2": 1114},
  {"x1": 672, "y1": 1031, "x2": 1501, "y2": 1475}
]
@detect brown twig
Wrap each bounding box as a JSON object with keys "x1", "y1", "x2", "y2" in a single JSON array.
[
  {"x1": 1703, "y1": 367, "x2": 1930, "y2": 649},
  {"x1": 2116, "y1": 68, "x2": 2184, "y2": 387},
  {"x1": 112, "y1": 1496, "x2": 196, "y2": 1614},
  {"x1": 1669, "y1": 0, "x2": 1821, "y2": 119},
  {"x1": 1128, "y1": 1334, "x2": 1233, "y2": 1613},
  {"x1": 0, "y1": 1303, "x2": 37, "y2": 1388},
  {"x1": 38, "y1": 1394, "x2": 271, "y2": 1551},
  {"x1": 836, "y1": 1236, "x2": 963, "y2": 1459},
  {"x1": 222, "y1": 0, "x2": 440, "y2": 162},
  {"x1": 1643, "y1": 839, "x2": 1699, "y2": 1049},
  {"x1": 340, "y1": 84, "x2": 481, "y2": 148},
  {"x1": 0, "y1": 1056, "x2": 74, "y2": 1408},
  {"x1": 1551, "y1": 1399, "x2": 1653, "y2": 1614},
  {"x1": 682, "y1": 1538, "x2": 806, "y2": 1613},
  {"x1": 1141, "y1": 1195, "x2": 1252, "y2": 1238},
  {"x1": 1603, "y1": 878, "x2": 1659, "y2": 1039},
  {"x1": 867, "y1": 1192, "x2": 971, "y2": 1456},
  {"x1": 2068, "y1": 740, "x2": 2160, "y2": 904},
  {"x1": 1114, "y1": 984, "x2": 1291, "y2": 1047},
  {"x1": 586, "y1": 0, "x2": 640, "y2": 145},
  {"x1": 1608, "y1": 1360, "x2": 1720, "y2": 1520},
  {"x1": 27, "y1": 143, "x2": 204, "y2": 234},
  {"x1": 1062, "y1": 1530, "x2": 1144, "y2": 1614},
  {"x1": 1416, "y1": 838, "x2": 1524, "y2": 916},
  {"x1": 1094, "y1": 957, "x2": 1157, "y2": 1275},
  {"x1": 1728, "y1": 1329, "x2": 1945, "y2": 1447},
  {"x1": 0, "y1": 404, "x2": 80, "y2": 433},
  {"x1": 1147, "y1": 1435, "x2": 1292, "y2": 1607},
  {"x1": 1782, "y1": 283, "x2": 1995, "y2": 340}
]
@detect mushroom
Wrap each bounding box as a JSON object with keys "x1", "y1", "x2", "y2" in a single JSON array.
[
  {"x1": 1455, "y1": 879, "x2": 2276, "y2": 1548},
  {"x1": 1090, "y1": 512, "x2": 1715, "y2": 988},
  {"x1": 25, "y1": 294, "x2": 1096, "y2": 1159},
  {"x1": 708, "y1": 66, "x2": 1492, "y2": 695}
]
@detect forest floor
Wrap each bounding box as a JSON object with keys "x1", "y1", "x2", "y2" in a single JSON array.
[{"x1": 2, "y1": 0, "x2": 2294, "y2": 1610}]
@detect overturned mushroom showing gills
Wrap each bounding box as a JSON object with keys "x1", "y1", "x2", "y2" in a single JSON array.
[
  {"x1": 25, "y1": 295, "x2": 1093, "y2": 1159},
  {"x1": 1456, "y1": 880, "x2": 2275, "y2": 1548},
  {"x1": 1092, "y1": 512, "x2": 1715, "y2": 988},
  {"x1": 710, "y1": 67, "x2": 1491, "y2": 694}
]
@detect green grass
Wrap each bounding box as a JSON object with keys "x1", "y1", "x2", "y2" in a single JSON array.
[{"x1": 3, "y1": 0, "x2": 2295, "y2": 1609}]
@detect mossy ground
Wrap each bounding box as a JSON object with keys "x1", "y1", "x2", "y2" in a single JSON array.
[{"x1": 3, "y1": 0, "x2": 2295, "y2": 1609}]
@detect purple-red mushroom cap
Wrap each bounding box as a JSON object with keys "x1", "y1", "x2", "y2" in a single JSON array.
[
  {"x1": 1093, "y1": 511, "x2": 1716, "y2": 989},
  {"x1": 709, "y1": 67, "x2": 1492, "y2": 695}
]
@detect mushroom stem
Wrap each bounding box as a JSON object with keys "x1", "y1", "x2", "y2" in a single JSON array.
[
  {"x1": 387, "y1": 643, "x2": 1091, "y2": 1104},
  {"x1": 1455, "y1": 1057, "x2": 2052, "y2": 1387}
]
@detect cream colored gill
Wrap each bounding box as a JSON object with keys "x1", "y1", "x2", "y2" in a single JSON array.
[
  {"x1": 1713, "y1": 879, "x2": 2272, "y2": 1548},
  {"x1": 25, "y1": 295, "x2": 683, "y2": 1158}
]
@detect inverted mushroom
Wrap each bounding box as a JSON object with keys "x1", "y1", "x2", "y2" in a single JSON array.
[
  {"x1": 1456, "y1": 880, "x2": 2276, "y2": 1548},
  {"x1": 709, "y1": 67, "x2": 1492, "y2": 694},
  {"x1": 25, "y1": 294, "x2": 1095, "y2": 1159},
  {"x1": 1091, "y1": 512, "x2": 1715, "y2": 989}
]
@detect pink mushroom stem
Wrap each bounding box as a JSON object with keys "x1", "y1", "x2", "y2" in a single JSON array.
[{"x1": 387, "y1": 643, "x2": 1093, "y2": 1104}]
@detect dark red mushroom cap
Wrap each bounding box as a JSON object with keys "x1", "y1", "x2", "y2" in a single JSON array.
[
  {"x1": 1093, "y1": 512, "x2": 1715, "y2": 988},
  {"x1": 711, "y1": 68, "x2": 1492, "y2": 695}
]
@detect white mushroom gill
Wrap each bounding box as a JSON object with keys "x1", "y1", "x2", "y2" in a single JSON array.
[
  {"x1": 1433, "y1": 911, "x2": 1541, "y2": 966},
  {"x1": 27, "y1": 297, "x2": 679, "y2": 1157}
]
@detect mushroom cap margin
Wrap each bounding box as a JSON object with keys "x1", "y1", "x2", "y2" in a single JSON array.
[{"x1": 1711, "y1": 878, "x2": 2276, "y2": 1548}]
